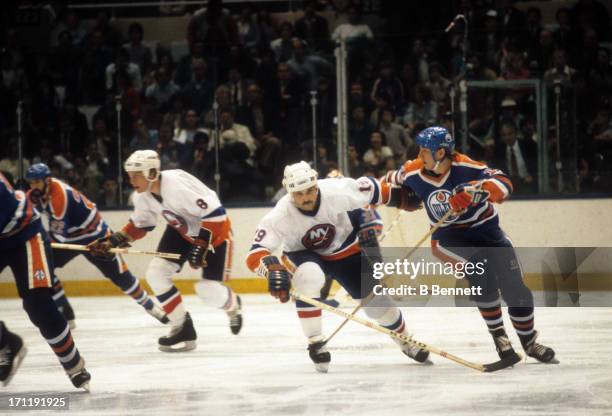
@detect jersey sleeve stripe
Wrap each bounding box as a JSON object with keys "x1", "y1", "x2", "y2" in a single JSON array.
[
  {"x1": 202, "y1": 206, "x2": 226, "y2": 219},
  {"x1": 367, "y1": 177, "x2": 380, "y2": 205},
  {"x1": 246, "y1": 246, "x2": 271, "y2": 273}
]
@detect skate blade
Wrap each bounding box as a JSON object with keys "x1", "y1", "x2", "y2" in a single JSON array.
[
  {"x1": 158, "y1": 341, "x2": 197, "y2": 353},
  {"x1": 314, "y1": 362, "x2": 330, "y2": 373},
  {"x1": 80, "y1": 382, "x2": 91, "y2": 392},
  {"x1": 1, "y1": 346, "x2": 27, "y2": 387}
]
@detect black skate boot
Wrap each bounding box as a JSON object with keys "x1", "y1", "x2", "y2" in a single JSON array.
[
  {"x1": 58, "y1": 303, "x2": 76, "y2": 330},
  {"x1": 66, "y1": 358, "x2": 91, "y2": 391},
  {"x1": 158, "y1": 313, "x2": 197, "y2": 352},
  {"x1": 227, "y1": 296, "x2": 243, "y2": 335},
  {"x1": 0, "y1": 326, "x2": 27, "y2": 387},
  {"x1": 491, "y1": 328, "x2": 522, "y2": 367},
  {"x1": 308, "y1": 339, "x2": 331, "y2": 373},
  {"x1": 520, "y1": 331, "x2": 557, "y2": 363},
  {"x1": 146, "y1": 304, "x2": 169, "y2": 324}
]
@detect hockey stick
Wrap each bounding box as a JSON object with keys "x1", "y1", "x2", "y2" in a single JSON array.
[
  {"x1": 292, "y1": 290, "x2": 521, "y2": 372},
  {"x1": 323, "y1": 209, "x2": 455, "y2": 346},
  {"x1": 51, "y1": 242, "x2": 181, "y2": 260}
]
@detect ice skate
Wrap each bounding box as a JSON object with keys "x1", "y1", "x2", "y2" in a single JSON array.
[
  {"x1": 67, "y1": 357, "x2": 91, "y2": 391},
  {"x1": 227, "y1": 296, "x2": 243, "y2": 335},
  {"x1": 146, "y1": 304, "x2": 169, "y2": 324},
  {"x1": 0, "y1": 330, "x2": 27, "y2": 387},
  {"x1": 521, "y1": 331, "x2": 558, "y2": 363},
  {"x1": 398, "y1": 339, "x2": 431, "y2": 364},
  {"x1": 308, "y1": 338, "x2": 331, "y2": 373},
  {"x1": 491, "y1": 329, "x2": 522, "y2": 366},
  {"x1": 158, "y1": 312, "x2": 197, "y2": 352}
]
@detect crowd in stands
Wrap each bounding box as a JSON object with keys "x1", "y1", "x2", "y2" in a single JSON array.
[{"x1": 1, "y1": 0, "x2": 611, "y2": 205}]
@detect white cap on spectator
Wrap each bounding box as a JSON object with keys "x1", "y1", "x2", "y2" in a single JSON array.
[{"x1": 501, "y1": 98, "x2": 517, "y2": 108}]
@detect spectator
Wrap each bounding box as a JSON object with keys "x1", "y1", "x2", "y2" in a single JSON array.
[
  {"x1": 173, "y1": 109, "x2": 206, "y2": 147},
  {"x1": 255, "y1": 9, "x2": 277, "y2": 49},
  {"x1": 48, "y1": 30, "x2": 81, "y2": 103},
  {"x1": 51, "y1": 10, "x2": 86, "y2": 47},
  {"x1": 498, "y1": 0, "x2": 528, "y2": 50},
  {"x1": 402, "y1": 83, "x2": 438, "y2": 135},
  {"x1": 145, "y1": 68, "x2": 180, "y2": 109},
  {"x1": 80, "y1": 30, "x2": 114, "y2": 104},
  {"x1": 236, "y1": 83, "x2": 276, "y2": 139},
  {"x1": 181, "y1": 58, "x2": 215, "y2": 115},
  {"x1": 156, "y1": 123, "x2": 181, "y2": 170},
  {"x1": 187, "y1": 0, "x2": 238, "y2": 55},
  {"x1": 82, "y1": 143, "x2": 109, "y2": 199},
  {"x1": 348, "y1": 105, "x2": 373, "y2": 155},
  {"x1": 492, "y1": 121, "x2": 537, "y2": 194},
  {"x1": 270, "y1": 22, "x2": 298, "y2": 63},
  {"x1": 295, "y1": 0, "x2": 330, "y2": 53},
  {"x1": 123, "y1": 22, "x2": 153, "y2": 75},
  {"x1": 553, "y1": 8, "x2": 576, "y2": 51},
  {"x1": 527, "y1": 29, "x2": 556, "y2": 77},
  {"x1": 287, "y1": 38, "x2": 332, "y2": 91},
  {"x1": 408, "y1": 38, "x2": 431, "y2": 84},
  {"x1": 273, "y1": 62, "x2": 305, "y2": 150},
  {"x1": 174, "y1": 41, "x2": 205, "y2": 87},
  {"x1": 587, "y1": 47, "x2": 612, "y2": 107},
  {"x1": 363, "y1": 131, "x2": 393, "y2": 174},
  {"x1": 114, "y1": 69, "x2": 141, "y2": 118},
  {"x1": 331, "y1": 4, "x2": 373, "y2": 43},
  {"x1": 97, "y1": 178, "x2": 120, "y2": 208},
  {"x1": 218, "y1": 108, "x2": 256, "y2": 157},
  {"x1": 54, "y1": 101, "x2": 90, "y2": 159},
  {"x1": 90, "y1": 116, "x2": 115, "y2": 168},
  {"x1": 129, "y1": 118, "x2": 159, "y2": 152},
  {"x1": 427, "y1": 62, "x2": 451, "y2": 108},
  {"x1": 225, "y1": 67, "x2": 250, "y2": 111},
  {"x1": 347, "y1": 143, "x2": 365, "y2": 178},
  {"x1": 370, "y1": 60, "x2": 405, "y2": 111},
  {"x1": 379, "y1": 108, "x2": 412, "y2": 161},
  {"x1": 236, "y1": 6, "x2": 260, "y2": 51},
  {"x1": 543, "y1": 49, "x2": 577, "y2": 86},
  {"x1": 348, "y1": 80, "x2": 373, "y2": 113}
]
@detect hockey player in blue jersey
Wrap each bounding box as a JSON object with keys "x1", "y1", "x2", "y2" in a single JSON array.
[
  {"x1": 25, "y1": 163, "x2": 168, "y2": 328},
  {"x1": 0, "y1": 172, "x2": 91, "y2": 389},
  {"x1": 384, "y1": 126, "x2": 556, "y2": 365}
]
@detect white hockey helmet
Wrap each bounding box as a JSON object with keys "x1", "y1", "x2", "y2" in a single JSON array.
[
  {"x1": 124, "y1": 150, "x2": 161, "y2": 181},
  {"x1": 282, "y1": 161, "x2": 318, "y2": 193}
]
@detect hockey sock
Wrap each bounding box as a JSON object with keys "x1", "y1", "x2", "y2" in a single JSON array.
[
  {"x1": 296, "y1": 299, "x2": 322, "y2": 339},
  {"x1": 477, "y1": 298, "x2": 505, "y2": 334},
  {"x1": 509, "y1": 306, "x2": 535, "y2": 344},
  {"x1": 112, "y1": 272, "x2": 155, "y2": 310},
  {"x1": 46, "y1": 324, "x2": 82, "y2": 371},
  {"x1": 364, "y1": 305, "x2": 405, "y2": 332},
  {"x1": 194, "y1": 280, "x2": 238, "y2": 311},
  {"x1": 51, "y1": 274, "x2": 71, "y2": 309},
  {"x1": 156, "y1": 286, "x2": 186, "y2": 325}
]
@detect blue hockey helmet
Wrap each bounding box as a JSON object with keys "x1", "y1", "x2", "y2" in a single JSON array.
[
  {"x1": 415, "y1": 126, "x2": 455, "y2": 154},
  {"x1": 26, "y1": 163, "x2": 51, "y2": 181}
]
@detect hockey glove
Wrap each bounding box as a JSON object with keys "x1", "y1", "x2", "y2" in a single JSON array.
[
  {"x1": 387, "y1": 185, "x2": 423, "y2": 212},
  {"x1": 188, "y1": 227, "x2": 213, "y2": 269},
  {"x1": 87, "y1": 231, "x2": 131, "y2": 259},
  {"x1": 258, "y1": 256, "x2": 291, "y2": 303},
  {"x1": 448, "y1": 182, "x2": 490, "y2": 212}
]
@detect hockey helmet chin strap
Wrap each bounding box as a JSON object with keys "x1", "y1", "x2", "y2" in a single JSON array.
[
  {"x1": 144, "y1": 169, "x2": 160, "y2": 192},
  {"x1": 430, "y1": 148, "x2": 450, "y2": 175}
]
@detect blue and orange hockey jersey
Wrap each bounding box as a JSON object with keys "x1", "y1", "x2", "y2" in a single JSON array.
[{"x1": 0, "y1": 173, "x2": 43, "y2": 249}]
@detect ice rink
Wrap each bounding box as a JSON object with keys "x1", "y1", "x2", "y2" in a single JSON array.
[{"x1": 1, "y1": 294, "x2": 611, "y2": 416}]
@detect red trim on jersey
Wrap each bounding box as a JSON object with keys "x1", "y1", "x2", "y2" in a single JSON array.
[
  {"x1": 431, "y1": 240, "x2": 463, "y2": 265},
  {"x1": 246, "y1": 249, "x2": 271, "y2": 273},
  {"x1": 201, "y1": 218, "x2": 231, "y2": 247},
  {"x1": 297, "y1": 309, "x2": 322, "y2": 318},
  {"x1": 163, "y1": 293, "x2": 183, "y2": 314},
  {"x1": 321, "y1": 241, "x2": 361, "y2": 261},
  {"x1": 48, "y1": 180, "x2": 68, "y2": 219},
  {"x1": 122, "y1": 221, "x2": 149, "y2": 241},
  {"x1": 52, "y1": 336, "x2": 74, "y2": 353}
]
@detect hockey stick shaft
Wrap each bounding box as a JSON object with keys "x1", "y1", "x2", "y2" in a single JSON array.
[
  {"x1": 292, "y1": 290, "x2": 485, "y2": 372},
  {"x1": 51, "y1": 243, "x2": 181, "y2": 260},
  {"x1": 323, "y1": 209, "x2": 455, "y2": 346}
]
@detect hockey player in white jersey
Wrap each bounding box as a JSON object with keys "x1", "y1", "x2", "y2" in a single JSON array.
[
  {"x1": 89, "y1": 150, "x2": 242, "y2": 352},
  {"x1": 246, "y1": 162, "x2": 429, "y2": 372}
]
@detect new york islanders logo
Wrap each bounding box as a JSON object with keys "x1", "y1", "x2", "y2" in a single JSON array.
[
  {"x1": 301, "y1": 224, "x2": 336, "y2": 250},
  {"x1": 426, "y1": 190, "x2": 458, "y2": 222},
  {"x1": 162, "y1": 210, "x2": 188, "y2": 235}
]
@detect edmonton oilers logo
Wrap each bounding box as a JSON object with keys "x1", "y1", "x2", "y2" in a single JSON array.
[{"x1": 426, "y1": 190, "x2": 457, "y2": 221}]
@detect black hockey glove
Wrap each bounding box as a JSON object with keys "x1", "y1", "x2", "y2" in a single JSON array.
[
  {"x1": 258, "y1": 256, "x2": 291, "y2": 303},
  {"x1": 188, "y1": 227, "x2": 213, "y2": 269}
]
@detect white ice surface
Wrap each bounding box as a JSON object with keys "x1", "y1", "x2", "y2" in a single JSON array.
[{"x1": 1, "y1": 295, "x2": 611, "y2": 416}]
